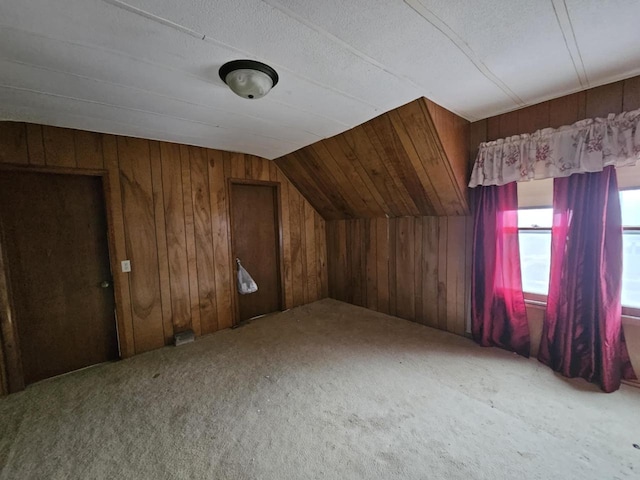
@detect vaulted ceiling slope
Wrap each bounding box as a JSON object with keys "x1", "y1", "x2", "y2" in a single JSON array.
[
  {"x1": 275, "y1": 98, "x2": 469, "y2": 220},
  {"x1": 1, "y1": 1, "x2": 639, "y2": 159}
]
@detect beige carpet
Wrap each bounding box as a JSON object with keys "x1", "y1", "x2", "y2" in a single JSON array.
[{"x1": 1, "y1": 299, "x2": 639, "y2": 479}]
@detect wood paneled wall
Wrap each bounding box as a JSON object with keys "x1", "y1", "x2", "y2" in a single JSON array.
[
  {"x1": 326, "y1": 216, "x2": 472, "y2": 336},
  {"x1": 470, "y1": 75, "x2": 640, "y2": 158},
  {"x1": 276, "y1": 97, "x2": 470, "y2": 219},
  {"x1": 0, "y1": 122, "x2": 328, "y2": 363}
]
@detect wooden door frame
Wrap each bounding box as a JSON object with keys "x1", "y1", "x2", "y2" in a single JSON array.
[
  {"x1": 0, "y1": 163, "x2": 126, "y2": 394},
  {"x1": 227, "y1": 178, "x2": 285, "y2": 325}
]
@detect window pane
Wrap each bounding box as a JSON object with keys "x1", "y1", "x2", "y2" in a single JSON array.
[
  {"x1": 519, "y1": 230, "x2": 551, "y2": 295},
  {"x1": 620, "y1": 189, "x2": 640, "y2": 227},
  {"x1": 622, "y1": 231, "x2": 640, "y2": 308},
  {"x1": 518, "y1": 208, "x2": 553, "y2": 228}
]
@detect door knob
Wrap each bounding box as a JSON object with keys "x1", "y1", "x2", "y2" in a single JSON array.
[{"x1": 100, "y1": 280, "x2": 111, "y2": 288}]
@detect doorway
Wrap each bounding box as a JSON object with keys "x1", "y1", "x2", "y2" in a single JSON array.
[
  {"x1": 0, "y1": 170, "x2": 119, "y2": 385},
  {"x1": 230, "y1": 182, "x2": 282, "y2": 322}
]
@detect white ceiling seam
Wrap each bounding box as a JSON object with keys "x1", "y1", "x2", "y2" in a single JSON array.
[
  {"x1": 0, "y1": 23, "x2": 358, "y2": 127},
  {"x1": 0, "y1": 23, "x2": 355, "y2": 131},
  {"x1": 0, "y1": 93, "x2": 301, "y2": 157},
  {"x1": 102, "y1": 0, "x2": 205, "y2": 41},
  {"x1": 404, "y1": 0, "x2": 526, "y2": 108},
  {"x1": 1, "y1": 109, "x2": 290, "y2": 158},
  {"x1": 271, "y1": 0, "x2": 520, "y2": 116},
  {"x1": 551, "y1": 0, "x2": 589, "y2": 88},
  {"x1": 259, "y1": 0, "x2": 473, "y2": 120},
  {"x1": 0, "y1": 57, "x2": 328, "y2": 140},
  {"x1": 101, "y1": 0, "x2": 386, "y2": 112},
  {"x1": 0, "y1": 83, "x2": 308, "y2": 147},
  {"x1": 0, "y1": 101, "x2": 212, "y2": 146}
]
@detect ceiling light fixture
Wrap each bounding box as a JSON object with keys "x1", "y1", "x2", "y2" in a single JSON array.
[{"x1": 219, "y1": 60, "x2": 279, "y2": 100}]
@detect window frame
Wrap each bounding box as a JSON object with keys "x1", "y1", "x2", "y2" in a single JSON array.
[
  {"x1": 620, "y1": 188, "x2": 640, "y2": 318},
  {"x1": 518, "y1": 207, "x2": 553, "y2": 302},
  {"x1": 517, "y1": 204, "x2": 640, "y2": 319},
  {"x1": 621, "y1": 224, "x2": 640, "y2": 317}
]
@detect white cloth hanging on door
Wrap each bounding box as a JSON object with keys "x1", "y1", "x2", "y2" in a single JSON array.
[{"x1": 236, "y1": 258, "x2": 258, "y2": 295}]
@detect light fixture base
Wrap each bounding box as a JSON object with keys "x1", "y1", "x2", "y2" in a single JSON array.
[{"x1": 219, "y1": 60, "x2": 279, "y2": 99}]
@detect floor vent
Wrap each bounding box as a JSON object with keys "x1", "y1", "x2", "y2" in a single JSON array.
[{"x1": 173, "y1": 330, "x2": 195, "y2": 346}]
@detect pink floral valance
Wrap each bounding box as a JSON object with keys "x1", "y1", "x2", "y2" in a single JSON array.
[{"x1": 468, "y1": 108, "x2": 640, "y2": 187}]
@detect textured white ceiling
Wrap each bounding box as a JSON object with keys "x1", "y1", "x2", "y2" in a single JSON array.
[{"x1": 1, "y1": 0, "x2": 639, "y2": 159}]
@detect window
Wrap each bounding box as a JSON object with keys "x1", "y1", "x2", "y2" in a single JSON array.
[
  {"x1": 621, "y1": 189, "x2": 640, "y2": 312},
  {"x1": 518, "y1": 188, "x2": 640, "y2": 315},
  {"x1": 518, "y1": 208, "x2": 552, "y2": 296}
]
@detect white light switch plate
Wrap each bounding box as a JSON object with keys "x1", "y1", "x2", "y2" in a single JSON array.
[{"x1": 121, "y1": 260, "x2": 131, "y2": 273}]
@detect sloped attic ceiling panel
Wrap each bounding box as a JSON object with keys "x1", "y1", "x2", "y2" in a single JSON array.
[{"x1": 275, "y1": 97, "x2": 470, "y2": 220}]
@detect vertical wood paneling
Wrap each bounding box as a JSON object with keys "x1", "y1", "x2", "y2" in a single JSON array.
[
  {"x1": 395, "y1": 217, "x2": 415, "y2": 320},
  {"x1": 548, "y1": 93, "x2": 580, "y2": 128},
  {"x1": 74, "y1": 131, "x2": 104, "y2": 170},
  {"x1": 326, "y1": 216, "x2": 472, "y2": 336},
  {"x1": 102, "y1": 135, "x2": 135, "y2": 358},
  {"x1": 348, "y1": 220, "x2": 362, "y2": 305},
  {"x1": 0, "y1": 122, "x2": 28, "y2": 165},
  {"x1": 387, "y1": 218, "x2": 397, "y2": 316},
  {"x1": 149, "y1": 141, "x2": 174, "y2": 344},
  {"x1": 623, "y1": 76, "x2": 640, "y2": 111},
  {"x1": 276, "y1": 166, "x2": 294, "y2": 309},
  {"x1": 437, "y1": 217, "x2": 449, "y2": 331},
  {"x1": 586, "y1": 82, "x2": 624, "y2": 118},
  {"x1": 365, "y1": 219, "x2": 377, "y2": 311},
  {"x1": 517, "y1": 102, "x2": 550, "y2": 134},
  {"x1": 0, "y1": 122, "x2": 328, "y2": 386},
  {"x1": 299, "y1": 195, "x2": 309, "y2": 305},
  {"x1": 422, "y1": 217, "x2": 439, "y2": 329},
  {"x1": 25, "y1": 124, "x2": 45, "y2": 166},
  {"x1": 180, "y1": 145, "x2": 201, "y2": 336},
  {"x1": 160, "y1": 142, "x2": 191, "y2": 333},
  {"x1": 335, "y1": 221, "x2": 348, "y2": 302},
  {"x1": 117, "y1": 137, "x2": 164, "y2": 353},
  {"x1": 482, "y1": 76, "x2": 636, "y2": 144},
  {"x1": 375, "y1": 218, "x2": 390, "y2": 315},
  {"x1": 315, "y1": 211, "x2": 326, "y2": 300},
  {"x1": 413, "y1": 217, "x2": 423, "y2": 323},
  {"x1": 251, "y1": 155, "x2": 270, "y2": 181},
  {"x1": 446, "y1": 217, "x2": 467, "y2": 335},
  {"x1": 208, "y1": 150, "x2": 233, "y2": 330},
  {"x1": 304, "y1": 202, "x2": 317, "y2": 304},
  {"x1": 0, "y1": 228, "x2": 25, "y2": 393},
  {"x1": 288, "y1": 188, "x2": 304, "y2": 307},
  {"x1": 230, "y1": 153, "x2": 245, "y2": 179},
  {"x1": 425, "y1": 99, "x2": 471, "y2": 197},
  {"x1": 189, "y1": 147, "x2": 217, "y2": 335},
  {"x1": 464, "y1": 215, "x2": 474, "y2": 335},
  {"x1": 43, "y1": 126, "x2": 76, "y2": 168},
  {"x1": 498, "y1": 110, "x2": 520, "y2": 138}
]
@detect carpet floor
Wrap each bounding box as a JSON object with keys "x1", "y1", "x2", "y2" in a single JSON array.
[{"x1": 1, "y1": 299, "x2": 639, "y2": 479}]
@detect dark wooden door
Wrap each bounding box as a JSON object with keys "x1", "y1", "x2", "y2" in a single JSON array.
[
  {"x1": 0, "y1": 171, "x2": 118, "y2": 385},
  {"x1": 230, "y1": 183, "x2": 281, "y2": 321}
]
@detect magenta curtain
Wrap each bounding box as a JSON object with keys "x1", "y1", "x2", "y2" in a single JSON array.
[
  {"x1": 471, "y1": 183, "x2": 530, "y2": 357},
  {"x1": 538, "y1": 166, "x2": 630, "y2": 392}
]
